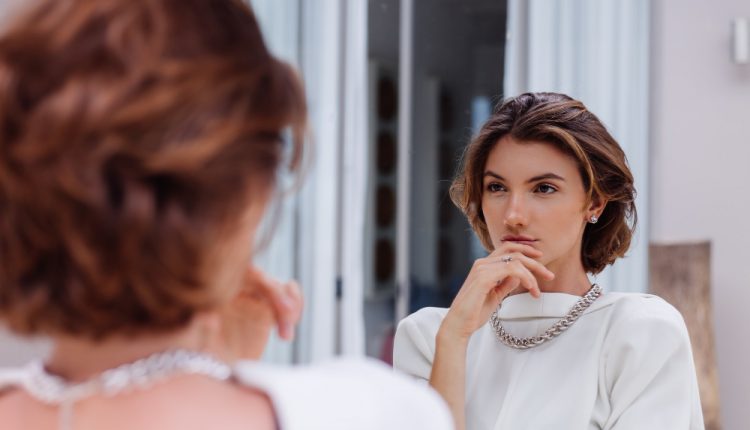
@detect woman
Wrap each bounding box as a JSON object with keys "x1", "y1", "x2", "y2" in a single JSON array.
[
  {"x1": 394, "y1": 92, "x2": 704, "y2": 430},
  {"x1": 0, "y1": 1, "x2": 453, "y2": 429}
]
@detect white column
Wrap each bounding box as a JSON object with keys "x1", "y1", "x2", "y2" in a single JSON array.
[
  {"x1": 248, "y1": 0, "x2": 301, "y2": 364},
  {"x1": 395, "y1": 0, "x2": 414, "y2": 321}
]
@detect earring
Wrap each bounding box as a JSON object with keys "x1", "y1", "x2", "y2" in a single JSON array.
[{"x1": 589, "y1": 215, "x2": 599, "y2": 224}]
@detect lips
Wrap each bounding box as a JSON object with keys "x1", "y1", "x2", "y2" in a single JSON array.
[{"x1": 501, "y1": 235, "x2": 538, "y2": 245}]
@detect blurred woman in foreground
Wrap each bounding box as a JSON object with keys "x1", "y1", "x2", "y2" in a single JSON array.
[{"x1": 0, "y1": 1, "x2": 452, "y2": 429}]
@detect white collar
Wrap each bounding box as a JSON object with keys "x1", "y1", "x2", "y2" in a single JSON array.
[{"x1": 497, "y1": 290, "x2": 629, "y2": 319}]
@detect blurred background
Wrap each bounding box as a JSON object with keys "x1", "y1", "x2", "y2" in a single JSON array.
[{"x1": 0, "y1": 0, "x2": 748, "y2": 428}]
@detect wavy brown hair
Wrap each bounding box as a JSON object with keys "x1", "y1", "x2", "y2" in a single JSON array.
[
  {"x1": 450, "y1": 92, "x2": 636, "y2": 274},
  {"x1": 0, "y1": 0, "x2": 306, "y2": 339}
]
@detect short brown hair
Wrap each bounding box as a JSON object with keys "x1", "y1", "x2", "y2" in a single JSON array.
[
  {"x1": 450, "y1": 92, "x2": 636, "y2": 274},
  {"x1": 0, "y1": 0, "x2": 306, "y2": 339}
]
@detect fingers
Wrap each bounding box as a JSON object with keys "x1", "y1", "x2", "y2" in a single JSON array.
[
  {"x1": 489, "y1": 242, "x2": 543, "y2": 259},
  {"x1": 470, "y1": 245, "x2": 554, "y2": 299},
  {"x1": 246, "y1": 266, "x2": 303, "y2": 341},
  {"x1": 444, "y1": 242, "x2": 552, "y2": 339},
  {"x1": 495, "y1": 275, "x2": 521, "y2": 299},
  {"x1": 468, "y1": 257, "x2": 537, "y2": 300},
  {"x1": 278, "y1": 280, "x2": 303, "y2": 339},
  {"x1": 487, "y1": 253, "x2": 555, "y2": 281},
  {"x1": 503, "y1": 260, "x2": 541, "y2": 298},
  {"x1": 478, "y1": 258, "x2": 540, "y2": 298},
  {"x1": 488, "y1": 242, "x2": 554, "y2": 282}
]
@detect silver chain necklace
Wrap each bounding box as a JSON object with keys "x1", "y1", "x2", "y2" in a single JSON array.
[
  {"x1": 20, "y1": 349, "x2": 232, "y2": 430},
  {"x1": 489, "y1": 284, "x2": 602, "y2": 349}
]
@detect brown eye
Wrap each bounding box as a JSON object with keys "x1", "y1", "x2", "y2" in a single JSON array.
[
  {"x1": 536, "y1": 183, "x2": 557, "y2": 194},
  {"x1": 486, "y1": 183, "x2": 504, "y2": 193}
]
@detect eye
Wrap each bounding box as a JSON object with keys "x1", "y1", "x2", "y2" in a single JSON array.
[
  {"x1": 486, "y1": 183, "x2": 505, "y2": 193},
  {"x1": 535, "y1": 183, "x2": 557, "y2": 194}
]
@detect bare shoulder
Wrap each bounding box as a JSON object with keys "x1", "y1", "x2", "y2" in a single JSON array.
[
  {"x1": 129, "y1": 375, "x2": 278, "y2": 430},
  {"x1": 0, "y1": 376, "x2": 276, "y2": 430},
  {"x1": 0, "y1": 388, "x2": 56, "y2": 429}
]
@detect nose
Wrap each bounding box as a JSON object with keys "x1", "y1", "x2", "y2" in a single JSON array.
[{"x1": 503, "y1": 192, "x2": 529, "y2": 229}]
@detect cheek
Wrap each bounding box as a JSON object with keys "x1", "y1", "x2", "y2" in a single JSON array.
[
  {"x1": 480, "y1": 199, "x2": 502, "y2": 246},
  {"x1": 540, "y1": 206, "x2": 586, "y2": 250}
]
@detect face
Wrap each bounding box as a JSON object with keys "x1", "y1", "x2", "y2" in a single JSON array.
[{"x1": 481, "y1": 136, "x2": 602, "y2": 271}]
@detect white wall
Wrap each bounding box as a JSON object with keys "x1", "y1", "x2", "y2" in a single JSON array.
[
  {"x1": 650, "y1": 0, "x2": 750, "y2": 428},
  {"x1": 0, "y1": 329, "x2": 49, "y2": 366}
]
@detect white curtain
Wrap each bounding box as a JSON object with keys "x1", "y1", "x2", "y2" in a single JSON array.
[
  {"x1": 294, "y1": 0, "x2": 341, "y2": 362},
  {"x1": 504, "y1": 0, "x2": 651, "y2": 293},
  {"x1": 249, "y1": 0, "x2": 299, "y2": 65},
  {"x1": 251, "y1": 0, "x2": 369, "y2": 362},
  {"x1": 248, "y1": 0, "x2": 301, "y2": 363},
  {"x1": 339, "y1": 0, "x2": 369, "y2": 357}
]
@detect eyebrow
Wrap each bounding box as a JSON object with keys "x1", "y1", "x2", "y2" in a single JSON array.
[{"x1": 483, "y1": 170, "x2": 566, "y2": 183}]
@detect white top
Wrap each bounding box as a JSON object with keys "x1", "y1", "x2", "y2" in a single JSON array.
[
  {"x1": 233, "y1": 358, "x2": 453, "y2": 429},
  {"x1": 393, "y1": 291, "x2": 705, "y2": 430},
  {"x1": 0, "y1": 357, "x2": 454, "y2": 430}
]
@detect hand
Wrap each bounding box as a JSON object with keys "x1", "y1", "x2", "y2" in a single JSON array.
[
  {"x1": 219, "y1": 266, "x2": 303, "y2": 360},
  {"x1": 440, "y1": 243, "x2": 555, "y2": 342},
  {"x1": 244, "y1": 266, "x2": 303, "y2": 341}
]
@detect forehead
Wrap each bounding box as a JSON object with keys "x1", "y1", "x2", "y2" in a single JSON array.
[{"x1": 484, "y1": 136, "x2": 581, "y2": 180}]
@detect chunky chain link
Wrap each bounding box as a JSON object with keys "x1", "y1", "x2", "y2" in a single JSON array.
[{"x1": 489, "y1": 284, "x2": 602, "y2": 350}]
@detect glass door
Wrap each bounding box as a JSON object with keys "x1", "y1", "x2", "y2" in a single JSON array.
[{"x1": 365, "y1": 0, "x2": 509, "y2": 361}]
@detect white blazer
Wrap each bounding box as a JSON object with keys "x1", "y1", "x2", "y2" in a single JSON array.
[{"x1": 394, "y1": 291, "x2": 705, "y2": 430}]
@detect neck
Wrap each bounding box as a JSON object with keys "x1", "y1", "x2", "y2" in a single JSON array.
[
  {"x1": 537, "y1": 258, "x2": 592, "y2": 296},
  {"x1": 46, "y1": 319, "x2": 213, "y2": 383},
  {"x1": 509, "y1": 247, "x2": 592, "y2": 297},
  {"x1": 538, "y1": 237, "x2": 592, "y2": 295}
]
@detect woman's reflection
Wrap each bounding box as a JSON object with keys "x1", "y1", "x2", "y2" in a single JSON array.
[{"x1": 394, "y1": 92, "x2": 703, "y2": 430}]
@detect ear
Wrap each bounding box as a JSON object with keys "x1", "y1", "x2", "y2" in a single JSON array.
[{"x1": 586, "y1": 194, "x2": 607, "y2": 220}]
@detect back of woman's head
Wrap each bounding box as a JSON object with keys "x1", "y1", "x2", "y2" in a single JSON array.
[
  {"x1": 0, "y1": 0, "x2": 306, "y2": 339},
  {"x1": 450, "y1": 92, "x2": 636, "y2": 274}
]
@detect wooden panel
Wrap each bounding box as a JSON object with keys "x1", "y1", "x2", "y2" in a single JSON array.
[{"x1": 649, "y1": 242, "x2": 721, "y2": 430}]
